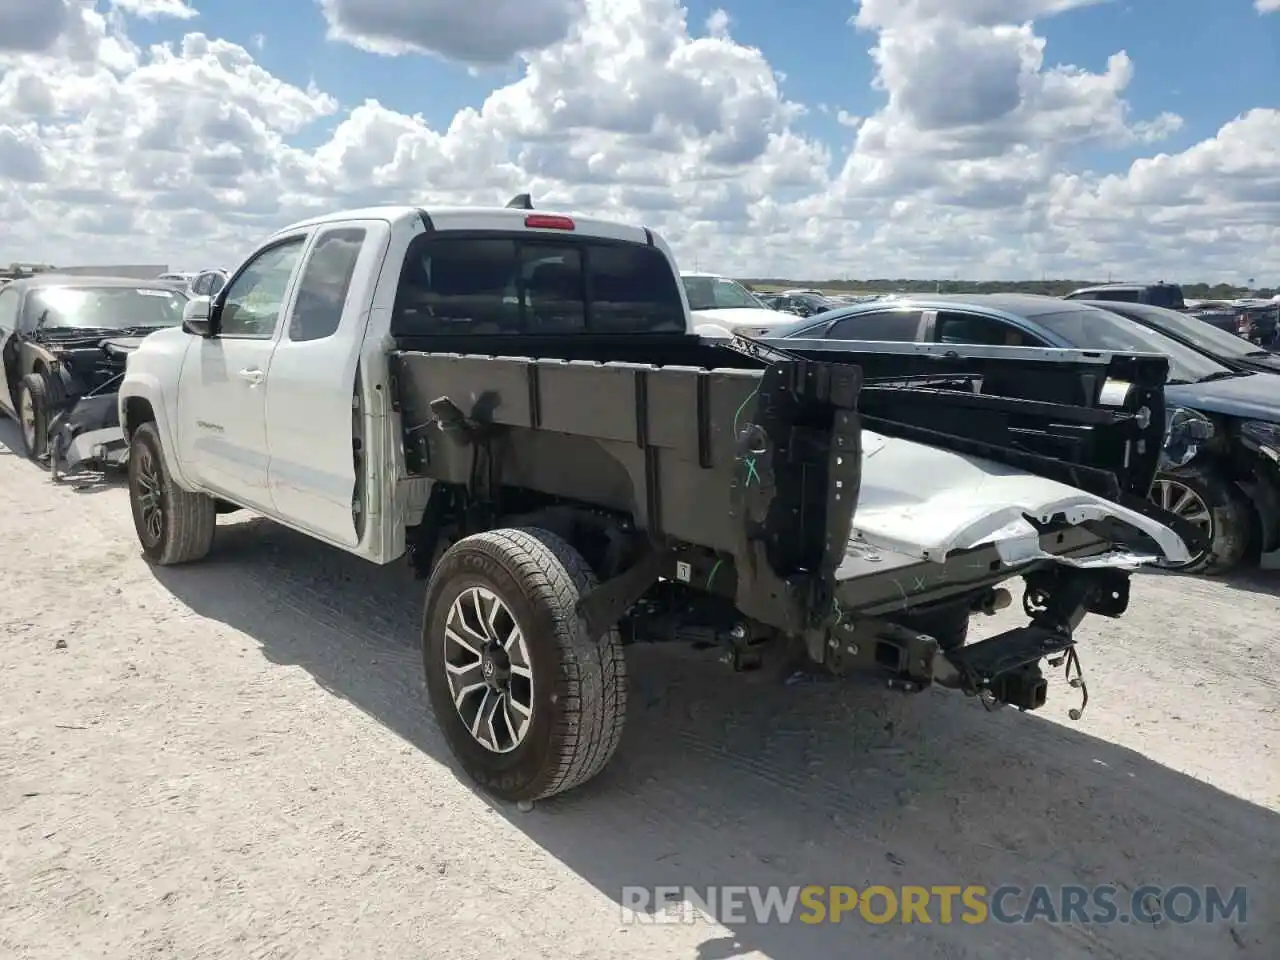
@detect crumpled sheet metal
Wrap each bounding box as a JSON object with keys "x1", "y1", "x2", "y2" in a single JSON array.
[{"x1": 846, "y1": 431, "x2": 1192, "y2": 569}]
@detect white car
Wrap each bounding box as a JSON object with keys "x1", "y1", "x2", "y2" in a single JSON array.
[{"x1": 680, "y1": 271, "x2": 791, "y2": 338}]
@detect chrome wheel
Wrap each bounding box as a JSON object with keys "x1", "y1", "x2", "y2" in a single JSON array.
[
  {"x1": 444, "y1": 586, "x2": 534, "y2": 754},
  {"x1": 19, "y1": 387, "x2": 36, "y2": 451},
  {"x1": 134, "y1": 444, "x2": 164, "y2": 545},
  {"x1": 1151, "y1": 478, "x2": 1211, "y2": 566}
]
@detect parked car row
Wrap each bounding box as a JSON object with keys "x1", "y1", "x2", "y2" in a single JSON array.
[
  {"x1": 2, "y1": 244, "x2": 1273, "y2": 582},
  {"x1": 1062, "y1": 282, "x2": 1279, "y2": 347}
]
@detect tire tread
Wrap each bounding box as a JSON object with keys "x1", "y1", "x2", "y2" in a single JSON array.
[
  {"x1": 428, "y1": 527, "x2": 627, "y2": 801},
  {"x1": 131, "y1": 422, "x2": 216, "y2": 565}
]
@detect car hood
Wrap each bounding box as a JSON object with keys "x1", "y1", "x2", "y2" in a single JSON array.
[
  {"x1": 690, "y1": 307, "x2": 789, "y2": 329},
  {"x1": 1166, "y1": 374, "x2": 1280, "y2": 423}
]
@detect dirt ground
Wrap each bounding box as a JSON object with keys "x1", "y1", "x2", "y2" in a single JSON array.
[{"x1": 0, "y1": 420, "x2": 1276, "y2": 960}]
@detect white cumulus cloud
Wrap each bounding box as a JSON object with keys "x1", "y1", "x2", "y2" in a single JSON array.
[{"x1": 0, "y1": 0, "x2": 1275, "y2": 283}]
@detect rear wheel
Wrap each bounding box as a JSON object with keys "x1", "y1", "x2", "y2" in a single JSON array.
[
  {"x1": 1150, "y1": 464, "x2": 1253, "y2": 575},
  {"x1": 128, "y1": 422, "x2": 216, "y2": 565},
  {"x1": 422, "y1": 527, "x2": 627, "y2": 803}
]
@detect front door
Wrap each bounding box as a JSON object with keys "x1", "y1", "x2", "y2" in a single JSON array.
[
  {"x1": 176, "y1": 235, "x2": 309, "y2": 510},
  {"x1": 264, "y1": 221, "x2": 386, "y2": 546}
]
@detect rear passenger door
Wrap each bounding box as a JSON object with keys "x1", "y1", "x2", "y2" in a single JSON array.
[
  {"x1": 826, "y1": 309, "x2": 927, "y2": 342},
  {"x1": 264, "y1": 220, "x2": 387, "y2": 547}
]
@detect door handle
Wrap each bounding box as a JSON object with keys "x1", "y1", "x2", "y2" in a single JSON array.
[{"x1": 238, "y1": 368, "x2": 265, "y2": 384}]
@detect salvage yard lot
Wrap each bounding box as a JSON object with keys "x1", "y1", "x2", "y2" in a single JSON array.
[{"x1": 0, "y1": 421, "x2": 1276, "y2": 959}]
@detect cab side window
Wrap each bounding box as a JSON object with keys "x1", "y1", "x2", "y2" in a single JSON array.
[
  {"x1": 287, "y1": 228, "x2": 366, "y2": 342},
  {"x1": 218, "y1": 238, "x2": 307, "y2": 339},
  {"x1": 936, "y1": 311, "x2": 1033, "y2": 346}
]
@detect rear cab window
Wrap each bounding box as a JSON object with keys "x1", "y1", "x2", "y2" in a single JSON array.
[
  {"x1": 391, "y1": 233, "x2": 686, "y2": 337},
  {"x1": 1145, "y1": 285, "x2": 1185, "y2": 310}
]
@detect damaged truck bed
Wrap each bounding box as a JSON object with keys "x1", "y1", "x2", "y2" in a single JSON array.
[{"x1": 390, "y1": 333, "x2": 1196, "y2": 719}]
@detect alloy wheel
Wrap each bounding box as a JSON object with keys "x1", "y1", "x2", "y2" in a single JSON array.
[
  {"x1": 443, "y1": 586, "x2": 534, "y2": 753},
  {"x1": 134, "y1": 445, "x2": 165, "y2": 545},
  {"x1": 1151, "y1": 478, "x2": 1212, "y2": 566}
]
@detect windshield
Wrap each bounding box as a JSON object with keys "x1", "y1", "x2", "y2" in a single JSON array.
[
  {"x1": 1104, "y1": 304, "x2": 1265, "y2": 359},
  {"x1": 25, "y1": 286, "x2": 187, "y2": 332},
  {"x1": 1038, "y1": 307, "x2": 1235, "y2": 384},
  {"x1": 682, "y1": 276, "x2": 763, "y2": 311}
]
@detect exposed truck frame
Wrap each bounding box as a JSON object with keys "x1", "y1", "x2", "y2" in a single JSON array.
[{"x1": 388, "y1": 330, "x2": 1197, "y2": 722}]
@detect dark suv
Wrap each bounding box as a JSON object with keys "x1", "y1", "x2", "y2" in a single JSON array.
[{"x1": 1063, "y1": 282, "x2": 1187, "y2": 311}]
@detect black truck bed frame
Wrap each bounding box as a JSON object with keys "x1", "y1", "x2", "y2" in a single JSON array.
[{"x1": 388, "y1": 335, "x2": 1194, "y2": 648}]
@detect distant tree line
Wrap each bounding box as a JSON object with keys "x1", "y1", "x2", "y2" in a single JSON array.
[{"x1": 741, "y1": 278, "x2": 1276, "y2": 299}]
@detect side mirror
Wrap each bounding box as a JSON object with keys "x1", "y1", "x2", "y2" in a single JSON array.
[{"x1": 182, "y1": 296, "x2": 216, "y2": 337}]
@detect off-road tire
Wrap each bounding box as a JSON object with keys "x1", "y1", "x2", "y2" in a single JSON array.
[
  {"x1": 16, "y1": 374, "x2": 52, "y2": 462},
  {"x1": 1152, "y1": 463, "x2": 1254, "y2": 576},
  {"x1": 422, "y1": 527, "x2": 627, "y2": 803},
  {"x1": 128, "y1": 421, "x2": 216, "y2": 565}
]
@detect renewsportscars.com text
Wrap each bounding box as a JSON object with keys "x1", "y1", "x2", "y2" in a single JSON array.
[{"x1": 619, "y1": 884, "x2": 1248, "y2": 926}]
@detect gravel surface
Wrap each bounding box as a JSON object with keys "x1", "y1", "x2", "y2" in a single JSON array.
[{"x1": 0, "y1": 419, "x2": 1276, "y2": 959}]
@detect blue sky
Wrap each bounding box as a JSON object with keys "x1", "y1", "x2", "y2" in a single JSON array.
[
  {"x1": 132, "y1": 0, "x2": 1279, "y2": 168},
  {"x1": 4, "y1": 0, "x2": 1277, "y2": 278}
]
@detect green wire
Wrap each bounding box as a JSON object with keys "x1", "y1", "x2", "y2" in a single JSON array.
[{"x1": 706, "y1": 557, "x2": 723, "y2": 589}]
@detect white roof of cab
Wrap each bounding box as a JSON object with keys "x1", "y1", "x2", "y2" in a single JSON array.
[{"x1": 274, "y1": 204, "x2": 655, "y2": 248}]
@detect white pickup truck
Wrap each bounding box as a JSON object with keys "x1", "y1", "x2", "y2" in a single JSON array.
[{"x1": 118, "y1": 197, "x2": 1191, "y2": 803}]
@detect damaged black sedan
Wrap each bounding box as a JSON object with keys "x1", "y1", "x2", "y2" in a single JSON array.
[{"x1": 0, "y1": 275, "x2": 187, "y2": 476}]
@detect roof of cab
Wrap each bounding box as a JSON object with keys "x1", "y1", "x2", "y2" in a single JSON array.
[{"x1": 275, "y1": 203, "x2": 657, "y2": 248}]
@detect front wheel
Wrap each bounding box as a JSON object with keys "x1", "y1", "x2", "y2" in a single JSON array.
[
  {"x1": 127, "y1": 422, "x2": 216, "y2": 565},
  {"x1": 422, "y1": 527, "x2": 627, "y2": 803},
  {"x1": 1150, "y1": 464, "x2": 1254, "y2": 575},
  {"x1": 16, "y1": 375, "x2": 50, "y2": 462}
]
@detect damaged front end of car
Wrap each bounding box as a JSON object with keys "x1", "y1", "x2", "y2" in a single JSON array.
[
  {"x1": 48, "y1": 373, "x2": 129, "y2": 479},
  {"x1": 43, "y1": 338, "x2": 138, "y2": 480}
]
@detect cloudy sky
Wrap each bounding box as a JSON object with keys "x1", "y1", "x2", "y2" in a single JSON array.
[{"x1": 0, "y1": 0, "x2": 1276, "y2": 282}]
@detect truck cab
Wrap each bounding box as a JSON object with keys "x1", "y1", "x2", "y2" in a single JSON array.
[{"x1": 119, "y1": 201, "x2": 692, "y2": 563}]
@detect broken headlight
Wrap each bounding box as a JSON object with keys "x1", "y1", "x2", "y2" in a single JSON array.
[{"x1": 1160, "y1": 406, "x2": 1214, "y2": 470}]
